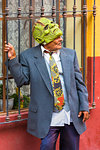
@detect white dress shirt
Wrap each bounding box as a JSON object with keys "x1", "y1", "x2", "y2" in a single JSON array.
[{"x1": 41, "y1": 45, "x2": 71, "y2": 126}]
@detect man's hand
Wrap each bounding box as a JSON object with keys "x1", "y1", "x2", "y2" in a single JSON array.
[
  {"x1": 4, "y1": 41, "x2": 16, "y2": 60},
  {"x1": 78, "y1": 111, "x2": 90, "y2": 122}
]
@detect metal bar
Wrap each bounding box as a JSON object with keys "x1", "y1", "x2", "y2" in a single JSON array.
[
  {"x1": 18, "y1": 87, "x2": 21, "y2": 119},
  {"x1": 2, "y1": 0, "x2": 6, "y2": 113},
  {"x1": 73, "y1": 0, "x2": 77, "y2": 49},
  {"x1": 63, "y1": 19, "x2": 66, "y2": 47},
  {"x1": 18, "y1": 0, "x2": 20, "y2": 7},
  {"x1": 30, "y1": 0, "x2": 32, "y2": 6},
  {"x1": 0, "y1": 9, "x2": 94, "y2": 16},
  {"x1": 6, "y1": 0, "x2": 8, "y2": 7},
  {"x1": 18, "y1": 19, "x2": 20, "y2": 63},
  {"x1": 5, "y1": 0, "x2": 9, "y2": 121},
  {"x1": 53, "y1": 0, "x2": 54, "y2": 6},
  {"x1": 6, "y1": 24, "x2": 9, "y2": 118},
  {"x1": 62, "y1": 0, "x2": 67, "y2": 47},
  {"x1": 83, "y1": 17, "x2": 86, "y2": 82},
  {"x1": 52, "y1": 0, "x2": 56, "y2": 21},
  {"x1": 94, "y1": 0, "x2": 95, "y2": 5},
  {"x1": 92, "y1": 1, "x2": 96, "y2": 108},
  {"x1": 29, "y1": 0, "x2": 33, "y2": 48},
  {"x1": 83, "y1": 1, "x2": 87, "y2": 82},
  {"x1": 29, "y1": 20, "x2": 32, "y2": 48},
  {"x1": 6, "y1": 14, "x2": 82, "y2": 20},
  {"x1": 73, "y1": 17, "x2": 75, "y2": 49},
  {"x1": 42, "y1": 0, "x2": 44, "y2": 6},
  {"x1": 93, "y1": 16, "x2": 95, "y2": 104},
  {"x1": 41, "y1": 0, "x2": 45, "y2": 17},
  {"x1": 0, "y1": 118, "x2": 28, "y2": 125},
  {"x1": 84, "y1": 0, "x2": 86, "y2": 5},
  {"x1": 74, "y1": 0, "x2": 76, "y2": 5},
  {"x1": 56, "y1": 0, "x2": 60, "y2": 25},
  {"x1": 17, "y1": 0, "x2": 21, "y2": 119}
]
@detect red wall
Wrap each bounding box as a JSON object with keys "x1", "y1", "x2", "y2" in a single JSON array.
[
  {"x1": 87, "y1": 57, "x2": 100, "y2": 103},
  {"x1": 0, "y1": 121, "x2": 40, "y2": 150},
  {"x1": 81, "y1": 56, "x2": 100, "y2": 150},
  {"x1": 0, "y1": 106, "x2": 100, "y2": 150},
  {"x1": 80, "y1": 99, "x2": 100, "y2": 150},
  {"x1": 0, "y1": 113, "x2": 41, "y2": 150}
]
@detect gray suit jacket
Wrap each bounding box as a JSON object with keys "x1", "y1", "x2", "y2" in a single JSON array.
[{"x1": 8, "y1": 45, "x2": 89, "y2": 138}]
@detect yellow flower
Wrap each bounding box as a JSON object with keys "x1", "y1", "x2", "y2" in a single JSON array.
[{"x1": 16, "y1": 88, "x2": 23, "y2": 98}]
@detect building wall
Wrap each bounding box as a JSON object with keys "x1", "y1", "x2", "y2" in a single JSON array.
[
  {"x1": 86, "y1": 0, "x2": 100, "y2": 102},
  {"x1": 0, "y1": 108, "x2": 100, "y2": 150},
  {"x1": 0, "y1": 0, "x2": 100, "y2": 150},
  {"x1": 80, "y1": 100, "x2": 100, "y2": 150},
  {"x1": 84, "y1": 0, "x2": 100, "y2": 149}
]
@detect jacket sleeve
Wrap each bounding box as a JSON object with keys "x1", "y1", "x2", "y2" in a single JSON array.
[
  {"x1": 74, "y1": 51, "x2": 89, "y2": 112},
  {"x1": 7, "y1": 53, "x2": 30, "y2": 87}
]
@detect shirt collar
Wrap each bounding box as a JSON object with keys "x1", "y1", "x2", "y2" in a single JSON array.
[{"x1": 41, "y1": 45, "x2": 60, "y2": 57}]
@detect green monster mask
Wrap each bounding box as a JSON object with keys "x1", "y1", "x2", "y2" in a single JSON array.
[{"x1": 32, "y1": 17, "x2": 62, "y2": 44}]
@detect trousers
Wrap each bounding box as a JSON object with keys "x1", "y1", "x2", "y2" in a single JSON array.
[{"x1": 40, "y1": 123, "x2": 80, "y2": 150}]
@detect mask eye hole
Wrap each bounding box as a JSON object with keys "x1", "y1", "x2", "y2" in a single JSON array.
[{"x1": 44, "y1": 25, "x2": 49, "y2": 30}]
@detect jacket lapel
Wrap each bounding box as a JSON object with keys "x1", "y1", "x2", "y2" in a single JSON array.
[
  {"x1": 33, "y1": 46, "x2": 53, "y2": 96},
  {"x1": 60, "y1": 49, "x2": 71, "y2": 94},
  {"x1": 32, "y1": 46, "x2": 71, "y2": 96}
]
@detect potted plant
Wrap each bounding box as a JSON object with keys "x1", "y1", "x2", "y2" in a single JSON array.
[
  {"x1": 10, "y1": 88, "x2": 30, "y2": 109},
  {"x1": 0, "y1": 84, "x2": 14, "y2": 111}
]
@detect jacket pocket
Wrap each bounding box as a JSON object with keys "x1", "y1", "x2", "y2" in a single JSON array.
[{"x1": 29, "y1": 105, "x2": 38, "y2": 113}]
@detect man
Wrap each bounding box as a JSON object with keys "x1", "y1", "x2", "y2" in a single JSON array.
[{"x1": 4, "y1": 17, "x2": 89, "y2": 150}]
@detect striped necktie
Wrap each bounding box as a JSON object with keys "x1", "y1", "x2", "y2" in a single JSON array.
[{"x1": 49, "y1": 52, "x2": 65, "y2": 111}]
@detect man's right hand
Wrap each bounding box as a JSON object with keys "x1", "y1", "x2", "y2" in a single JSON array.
[{"x1": 4, "y1": 41, "x2": 16, "y2": 60}]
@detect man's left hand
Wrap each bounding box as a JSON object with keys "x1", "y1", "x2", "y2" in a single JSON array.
[{"x1": 78, "y1": 111, "x2": 90, "y2": 122}]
